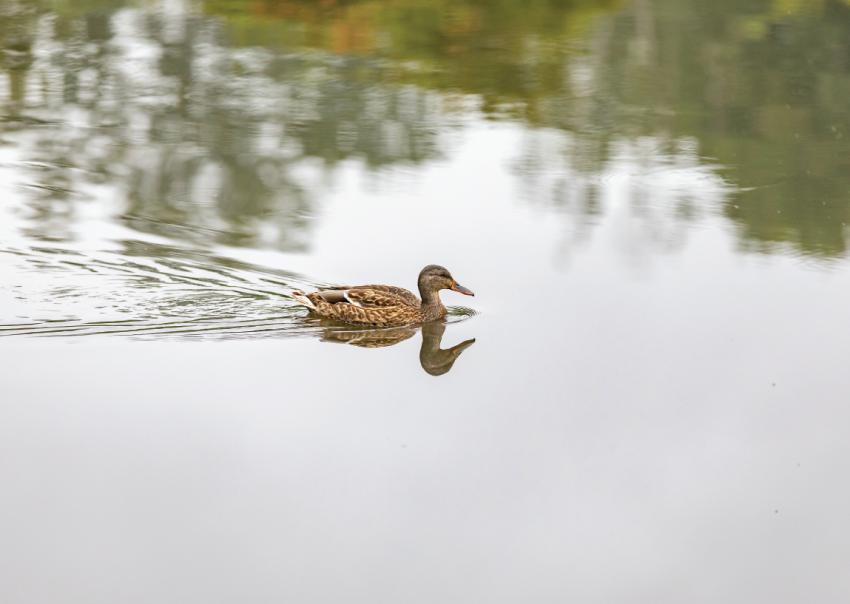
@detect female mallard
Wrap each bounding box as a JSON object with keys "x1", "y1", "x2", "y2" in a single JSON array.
[{"x1": 291, "y1": 264, "x2": 474, "y2": 327}]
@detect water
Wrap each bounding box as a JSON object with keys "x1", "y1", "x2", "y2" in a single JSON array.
[{"x1": 3, "y1": 0, "x2": 850, "y2": 601}]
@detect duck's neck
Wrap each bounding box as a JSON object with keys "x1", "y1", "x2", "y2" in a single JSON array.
[{"x1": 419, "y1": 286, "x2": 446, "y2": 320}]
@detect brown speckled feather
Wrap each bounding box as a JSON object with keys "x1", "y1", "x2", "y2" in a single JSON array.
[
  {"x1": 355, "y1": 285, "x2": 419, "y2": 306},
  {"x1": 344, "y1": 287, "x2": 417, "y2": 308},
  {"x1": 306, "y1": 288, "x2": 429, "y2": 326}
]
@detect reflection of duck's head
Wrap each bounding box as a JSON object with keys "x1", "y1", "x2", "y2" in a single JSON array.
[
  {"x1": 317, "y1": 319, "x2": 475, "y2": 376},
  {"x1": 419, "y1": 321, "x2": 476, "y2": 376}
]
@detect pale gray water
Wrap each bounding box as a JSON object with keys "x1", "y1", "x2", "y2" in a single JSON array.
[{"x1": 3, "y1": 0, "x2": 850, "y2": 602}]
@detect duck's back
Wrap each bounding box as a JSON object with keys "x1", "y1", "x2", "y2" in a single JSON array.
[
  {"x1": 304, "y1": 284, "x2": 422, "y2": 326},
  {"x1": 351, "y1": 285, "x2": 419, "y2": 307}
]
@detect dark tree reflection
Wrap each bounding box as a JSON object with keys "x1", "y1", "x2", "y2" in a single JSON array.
[
  {"x1": 578, "y1": 0, "x2": 850, "y2": 257},
  {"x1": 0, "y1": 0, "x2": 443, "y2": 248},
  {"x1": 4, "y1": 0, "x2": 850, "y2": 257}
]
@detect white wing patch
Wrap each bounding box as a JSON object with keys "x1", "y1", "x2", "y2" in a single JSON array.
[{"x1": 343, "y1": 291, "x2": 363, "y2": 307}]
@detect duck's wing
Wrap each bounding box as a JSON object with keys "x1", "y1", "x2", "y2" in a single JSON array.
[
  {"x1": 358, "y1": 285, "x2": 419, "y2": 306},
  {"x1": 299, "y1": 286, "x2": 421, "y2": 326},
  {"x1": 342, "y1": 286, "x2": 417, "y2": 309},
  {"x1": 316, "y1": 284, "x2": 418, "y2": 307}
]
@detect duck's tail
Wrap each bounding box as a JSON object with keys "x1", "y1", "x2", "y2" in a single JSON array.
[{"x1": 291, "y1": 290, "x2": 316, "y2": 310}]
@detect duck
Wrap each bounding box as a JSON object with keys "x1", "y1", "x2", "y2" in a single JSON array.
[{"x1": 291, "y1": 264, "x2": 474, "y2": 327}]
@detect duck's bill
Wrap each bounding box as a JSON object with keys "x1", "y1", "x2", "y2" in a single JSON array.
[{"x1": 451, "y1": 282, "x2": 475, "y2": 296}]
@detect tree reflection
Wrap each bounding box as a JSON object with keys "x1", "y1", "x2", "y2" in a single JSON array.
[
  {"x1": 0, "y1": 0, "x2": 443, "y2": 248},
  {"x1": 578, "y1": 0, "x2": 850, "y2": 256},
  {"x1": 3, "y1": 0, "x2": 850, "y2": 257},
  {"x1": 203, "y1": 0, "x2": 850, "y2": 257}
]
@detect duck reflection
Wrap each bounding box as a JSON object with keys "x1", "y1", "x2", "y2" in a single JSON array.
[{"x1": 319, "y1": 320, "x2": 475, "y2": 376}]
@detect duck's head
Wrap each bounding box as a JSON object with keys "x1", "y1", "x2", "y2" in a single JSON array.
[{"x1": 418, "y1": 264, "x2": 474, "y2": 297}]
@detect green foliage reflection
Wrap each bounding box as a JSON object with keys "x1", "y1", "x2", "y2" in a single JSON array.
[{"x1": 3, "y1": 0, "x2": 850, "y2": 257}]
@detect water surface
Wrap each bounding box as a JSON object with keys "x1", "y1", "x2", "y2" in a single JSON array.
[{"x1": 3, "y1": 1, "x2": 850, "y2": 602}]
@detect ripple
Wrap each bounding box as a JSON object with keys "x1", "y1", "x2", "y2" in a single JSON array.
[
  {"x1": 0, "y1": 241, "x2": 475, "y2": 341},
  {"x1": 447, "y1": 305, "x2": 478, "y2": 320}
]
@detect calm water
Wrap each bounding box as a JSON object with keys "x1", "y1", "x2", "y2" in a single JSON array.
[{"x1": 3, "y1": 0, "x2": 850, "y2": 601}]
